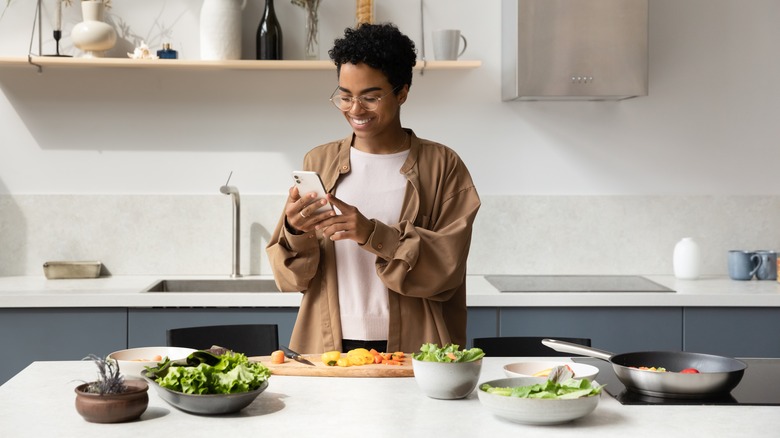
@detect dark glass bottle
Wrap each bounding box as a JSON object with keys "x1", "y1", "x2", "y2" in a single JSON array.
[
  {"x1": 256, "y1": 0, "x2": 283, "y2": 60},
  {"x1": 157, "y1": 43, "x2": 178, "y2": 59}
]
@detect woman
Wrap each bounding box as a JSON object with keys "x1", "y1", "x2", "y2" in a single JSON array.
[{"x1": 267, "y1": 23, "x2": 480, "y2": 353}]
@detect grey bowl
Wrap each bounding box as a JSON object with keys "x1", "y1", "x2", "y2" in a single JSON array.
[
  {"x1": 141, "y1": 370, "x2": 268, "y2": 415},
  {"x1": 478, "y1": 377, "x2": 600, "y2": 425},
  {"x1": 412, "y1": 358, "x2": 483, "y2": 399}
]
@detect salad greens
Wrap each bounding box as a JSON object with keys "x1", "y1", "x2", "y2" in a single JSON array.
[
  {"x1": 481, "y1": 365, "x2": 603, "y2": 399},
  {"x1": 145, "y1": 349, "x2": 270, "y2": 395},
  {"x1": 412, "y1": 343, "x2": 485, "y2": 363}
]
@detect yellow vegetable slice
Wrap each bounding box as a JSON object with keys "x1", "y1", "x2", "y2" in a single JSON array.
[
  {"x1": 346, "y1": 348, "x2": 375, "y2": 366},
  {"x1": 321, "y1": 351, "x2": 341, "y2": 366},
  {"x1": 532, "y1": 368, "x2": 552, "y2": 377}
]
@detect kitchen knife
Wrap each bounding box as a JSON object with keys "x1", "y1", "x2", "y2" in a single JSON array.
[{"x1": 281, "y1": 345, "x2": 316, "y2": 366}]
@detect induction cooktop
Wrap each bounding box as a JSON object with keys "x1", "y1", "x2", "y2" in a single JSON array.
[
  {"x1": 572, "y1": 357, "x2": 780, "y2": 405},
  {"x1": 485, "y1": 275, "x2": 675, "y2": 293}
]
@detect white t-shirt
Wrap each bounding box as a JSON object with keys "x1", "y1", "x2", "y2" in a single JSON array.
[{"x1": 334, "y1": 147, "x2": 409, "y2": 340}]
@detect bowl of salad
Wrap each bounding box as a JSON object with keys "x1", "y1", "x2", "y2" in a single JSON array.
[
  {"x1": 108, "y1": 346, "x2": 196, "y2": 379},
  {"x1": 478, "y1": 366, "x2": 603, "y2": 425},
  {"x1": 411, "y1": 343, "x2": 485, "y2": 400},
  {"x1": 141, "y1": 348, "x2": 271, "y2": 415}
]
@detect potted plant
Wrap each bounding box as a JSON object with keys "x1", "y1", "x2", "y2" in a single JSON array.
[{"x1": 74, "y1": 354, "x2": 148, "y2": 423}]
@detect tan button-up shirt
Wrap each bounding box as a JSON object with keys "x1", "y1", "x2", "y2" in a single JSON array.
[{"x1": 266, "y1": 129, "x2": 481, "y2": 353}]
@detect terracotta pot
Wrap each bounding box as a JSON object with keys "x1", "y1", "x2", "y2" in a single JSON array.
[{"x1": 74, "y1": 380, "x2": 148, "y2": 423}]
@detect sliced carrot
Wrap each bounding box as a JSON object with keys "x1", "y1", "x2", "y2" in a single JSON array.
[
  {"x1": 382, "y1": 359, "x2": 402, "y2": 366},
  {"x1": 446, "y1": 352, "x2": 458, "y2": 361},
  {"x1": 270, "y1": 350, "x2": 285, "y2": 364}
]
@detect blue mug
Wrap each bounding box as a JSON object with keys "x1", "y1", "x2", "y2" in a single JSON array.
[
  {"x1": 755, "y1": 250, "x2": 778, "y2": 281},
  {"x1": 728, "y1": 250, "x2": 761, "y2": 281}
]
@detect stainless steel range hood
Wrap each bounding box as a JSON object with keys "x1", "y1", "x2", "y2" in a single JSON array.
[{"x1": 502, "y1": 0, "x2": 648, "y2": 101}]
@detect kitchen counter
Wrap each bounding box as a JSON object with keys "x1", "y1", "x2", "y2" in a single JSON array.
[
  {"x1": 0, "y1": 357, "x2": 776, "y2": 438},
  {"x1": 0, "y1": 274, "x2": 779, "y2": 308}
]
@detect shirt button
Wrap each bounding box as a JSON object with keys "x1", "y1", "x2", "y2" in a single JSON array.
[{"x1": 377, "y1": 243, "x2": 383, "y2": 249}]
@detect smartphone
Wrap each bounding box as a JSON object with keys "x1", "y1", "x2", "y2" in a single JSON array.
[{"x1": 292, "y1": 170, "x2": 333, "y2": 214}]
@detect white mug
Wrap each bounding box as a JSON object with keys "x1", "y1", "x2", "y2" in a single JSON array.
[{"x1": 433, "y1": 29, "x2": 467, "y2": 61}]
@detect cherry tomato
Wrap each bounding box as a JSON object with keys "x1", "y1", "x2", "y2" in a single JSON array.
[{"x1": 680, "y1": 368, "x2": 700, "y2": 374}]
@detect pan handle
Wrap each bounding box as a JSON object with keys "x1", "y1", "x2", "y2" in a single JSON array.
[{"x1": 542, "y1": 339, "x2": 614, "y2": 361}]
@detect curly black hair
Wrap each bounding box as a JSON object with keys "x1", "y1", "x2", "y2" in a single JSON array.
[{"x1": 329, "y1": 23, "x2": 417, "y2": 91}]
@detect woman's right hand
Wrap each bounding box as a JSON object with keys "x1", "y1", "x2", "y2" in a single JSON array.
[{"x1": 285, "y1": 186, "x2": 333, "y2": 233}]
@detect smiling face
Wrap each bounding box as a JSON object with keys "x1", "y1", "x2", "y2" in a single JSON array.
[{"x1": 336, "y1": 62, "x2": 408, "y2": 152}]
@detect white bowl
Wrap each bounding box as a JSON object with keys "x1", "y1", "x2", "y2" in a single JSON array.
[
  {"x1": 478, "y1": 377, "x2": 600, "y2": 425},
  {"x1": 412, "y1": 358, "x2": 483, "y2": 399},
  {"x1": 503, "y1": 361, "x2": 599, "y2": 381},
  {"x1": 108, "y1": 346, "x2": 196, "y2": 378}
]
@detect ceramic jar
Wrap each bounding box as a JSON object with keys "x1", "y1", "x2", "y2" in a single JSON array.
[
  {"x1": 71, "y1": 1, "x2": 117, "y2": 58},
  {"x1": 673, "y1": 237, "x2": 701, "y2": 280},
  {"x1": 201, "y1": 0, "x2": 247, "y2": 60},
  {"x1": 74, "y1": 380, "x2": 148, "y2": 423}
]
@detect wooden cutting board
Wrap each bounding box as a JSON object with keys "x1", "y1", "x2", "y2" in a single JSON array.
[{"x1": 250, "y1": 354, "x2": 414, "y2": 377}]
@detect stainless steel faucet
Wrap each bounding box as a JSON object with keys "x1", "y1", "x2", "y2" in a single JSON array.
[{"x1": 220, "y1": 172, "x2": 241, "y2": 278}]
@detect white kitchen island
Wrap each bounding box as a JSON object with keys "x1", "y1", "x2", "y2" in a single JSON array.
[{"x1": 0, "y1": 357, "x2": 777, "y2": 438}]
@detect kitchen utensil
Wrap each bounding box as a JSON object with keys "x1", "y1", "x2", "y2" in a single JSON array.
[
  {"x1": 542, "y1": 339, "x2": 746, "y2": 399},
  {"x1": 281, "y1": 346, "x2": 315, "y2": 366},
  {"x1": 728, "y1": 250, "x2": 762, "y2": 280},
  {"x1": 411, "y1": 357, "x2": 482, "y2": 399},
  {"x1": 503, "y1": 361, "x2": 599, "y2": 381},
  {"x1": 755, "y1": 250, "x2": 777, "y2": 280},
  {"x1": 141, "y1": 370, "x2": 268, "y2": 414},
  {"x1": 477, "y1": 377, "x2": 600, "y2": 425},
  {"x1": 251, "y1": 354, "x2": 414, "y2": 377},
  {"x1": 43, "y1": 261, "x2": 102, "y2": 279},
  {"x1": 107, "y1": 346, "x2": 196, "y2": 378}
]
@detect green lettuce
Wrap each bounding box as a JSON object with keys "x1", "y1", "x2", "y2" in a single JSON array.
[
  {"x1": 481, "y1": 365, "x2": 603, "y2": 399},
  {"x1": 412, "y1": 343, "x2": 485, "y2": 363},
  {"x1": 152, "y1": 350, "x2": 271, "y2": 395}
]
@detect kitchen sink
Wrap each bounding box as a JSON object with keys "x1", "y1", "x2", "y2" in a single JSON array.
[{"x1": 143, "y1": 279, "x2": 280, "y2": 293}]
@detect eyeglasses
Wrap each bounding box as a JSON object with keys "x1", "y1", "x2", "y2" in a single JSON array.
[{"x1": 329, "y1": 85, "x2": 401, "y2": 112}]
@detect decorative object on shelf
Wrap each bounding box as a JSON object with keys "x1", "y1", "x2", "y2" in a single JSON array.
[
  {"x1": 673, "y1": 237, "x2": 701, "y2": 280},
  {"x1": 292, "y1": 0, "x2": 320, "y2": 60},
  {"x1": 356, "y1": 0, "x2": 374, "y2": 25},
  {"x1": 157, "y1": 43, "x2": 178, "y2": 59},
  {"x1": 74, "y1": 354, "x2": 149, "y2": 424},
  {"x1": 46, "y1": 0, "x2": 71, "y2": 57},
  {"x1": 257, "y1": 0, "x2": 283, "y2": 60},
  {"x1": 127, "y1": 41, "x2": 157, "y2": 59},
  {"x1": 200, "y1": 0, "x2": 247, "y2": 60},
  {"x1": 71, "y1": 0, "x2": 117, "y2": 58}
]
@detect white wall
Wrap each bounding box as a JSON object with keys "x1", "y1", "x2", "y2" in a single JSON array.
[{"x1": 1, "y1": 1, "x2": 779, "y2": 277}]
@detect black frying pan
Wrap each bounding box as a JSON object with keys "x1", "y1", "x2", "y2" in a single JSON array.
[{"x1": 542, "y1": 339, "x2": 747, "y2": 399}]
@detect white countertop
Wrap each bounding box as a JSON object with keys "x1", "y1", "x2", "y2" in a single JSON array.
[
  {"x1": 0, "y1": 275, "x2": 779, "y2": 308},
  {"x1": 0, "y1": 357, "x2": 777, "y2": 438}
]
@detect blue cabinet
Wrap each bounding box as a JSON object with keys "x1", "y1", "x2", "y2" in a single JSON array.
[
  {"x1": 0, "y1": 308, "x2": 127, "y2": 385},
  {"x1": 468, "y1": 307, "x2": 684, "y2": 353},
  {"x1": 683, "y1": 307, "x2": 780, "y2": 357}
]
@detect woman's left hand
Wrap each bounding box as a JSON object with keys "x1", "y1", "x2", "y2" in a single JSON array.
[{"x1": 317, "y1": 194, "x2": 373, "y2": 245}]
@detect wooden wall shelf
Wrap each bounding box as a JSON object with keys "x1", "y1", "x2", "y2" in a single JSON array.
[{"x1": 0, "y1": 57, "x2": 481, "y2": 72}]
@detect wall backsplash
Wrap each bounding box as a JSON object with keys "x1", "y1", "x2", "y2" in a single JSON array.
[
  {"x1": 2, "y1": 194, "x2": 778, "y2": 278},
  {"x1": 2, "y1": 2, "x2": 780, "y2": 279}
]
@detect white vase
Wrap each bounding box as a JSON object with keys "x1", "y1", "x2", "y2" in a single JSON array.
[
  {"x1": 673, "y1": 237, "x2": 701, "y2": 280},
  {"x1": 200, "y1": 0, "x2": 247, "y2": 60},
  {"x1": 71, "y1": 1, "x2": 117, "y2": 58}
]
